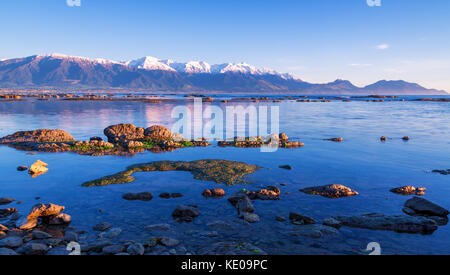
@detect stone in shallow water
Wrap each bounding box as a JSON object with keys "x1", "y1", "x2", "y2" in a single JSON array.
[
  {"x1": 300, "y1": 184, "x2": 358, "y2": 199},
  {"x1": 32, "y1": 230, "x2": 52, "y2": 240},
  {"x1": 0, "y1": 198, "x2": 15, "y2": 206},
  {"x1": 0, "y1": 247, "x2": 18, "y2": 255},
  {"x1": 146, "y1": 224, "x2": 171, "y2": 231},
  {"x1": 432, "y1": 169, "x2": 450, "y2": 175},
  {"x1": 122, "y1": 192, "x2": 153, "y2": 201},
  {"x1": 289, "y1": 224, "x2": 339, "y2": 238},
  {"x1": 159, "y1": 237, "x2": 180, "y2": 247},
  {"x1": 333, "y1": 213, "x2": 438, "y2": 234},
  {"x1": 22, "y1": 243, "x2": 49, "y2": 255},
  {"x1": 172, "y1": 205, "x2": 200, "y2": 223},
  {"x1": 289, "y1": 212, "x2": 316, "y2": 225},
  {"x1": 102, "y1": 244, "x2": 124, "y2": 255},
  {"x1": 127, "y1": 243, "x2": 145, "y2": 255},
  {"x1": 403, "y1": 197, "x2": 449, "y2": 217},
  {"x1": 0, "y1": 236, "x2": 23, "y2": 248},
  {"x1": 28, "y1": 160, "x2": 49, "y2": 177},
  {"x1": 390, "y1": 186, "x2": 426, "y2": 196},
  {"x1": 93, "y1": 222, "x2": 112, "y2": 231},
  {"x1": 0, "y1": 208, "x2": 17, "y2": 218}
]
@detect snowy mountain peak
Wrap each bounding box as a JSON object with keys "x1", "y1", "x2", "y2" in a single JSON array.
[
  {"x1": 125, "y1": 56, "x2": 176, "y2": 72},
  {"x1": 36, "y1": 53, "x2": 122, "y2": 65}
]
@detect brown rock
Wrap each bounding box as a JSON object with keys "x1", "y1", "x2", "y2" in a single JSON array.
[
  {"x1": 202, "y1": 188, "x2": 226, "y2": 198},
  {"x1": 390, "y1": 186, "x2": 426, "y2": 196},
  {"x1": 48, "y1": 213, "x2": 72, "y2": 225},
  {"x1": 0, "y1": 129, "x2": 75, "y2": 144},
  {"x1": 247, "y1": 186, "x2": 281, "y2": 200},
  {"x1": 17, "y1": 166, "x2": 28, "y2": 171},
  {"x1": 279, "y1": 133, "x2": 289, "y2": 141},
  {"x1": 300, "y1": 184, "x2": 358, "y2": 199},
  {"x1": 144, "y1": 125, "x2": 172, "y2": 140},
  {"x1": 327, "y1": 137, "x2": 343, "y2": 142},
  {"x1": 28, "y1": 160, "x2": 49, "y2": 177},
  {"x1": 103, "y1": 124, "x2": 145, "y2": 143}
]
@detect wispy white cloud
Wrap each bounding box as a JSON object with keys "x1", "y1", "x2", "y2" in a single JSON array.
[
  {"x1": 348, "y1": 63, "x2": 372, "y2": 67},
  {"x1": 376, "y1": 44, "x2": 390, "y2": 50}
]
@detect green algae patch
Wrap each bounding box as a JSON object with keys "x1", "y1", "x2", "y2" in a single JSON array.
[{"x1": 82, "y1": 159, "x2": 259, "y2": 187}]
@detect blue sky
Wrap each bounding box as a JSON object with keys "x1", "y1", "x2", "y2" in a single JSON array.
[{"x1": 1, "y1": 0, "x2": 449, "y2": 90}]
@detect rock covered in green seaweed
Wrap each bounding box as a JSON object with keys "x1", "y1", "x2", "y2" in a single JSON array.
[{"x1": 82, "y1": 159, "x2": 259, "y2": 187}]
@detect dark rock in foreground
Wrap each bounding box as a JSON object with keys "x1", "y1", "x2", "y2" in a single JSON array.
[
  {"x1": 172, "y1": 205, "x2": 200, "y2": 223},
  {"x1": 333, "y1": 213, "x2": 438, "y2": 234},
  {"x1": 0, "y1": 198, "x2": 15, "y2": 206},
  {"x1": 300, "y1": 184, "x2": 358, "y2": 199},
  {"x1": 390, "y1": 186, "x2": 426, "y2": 196},
  {"x1": 122, "y1": 192, "x2": 153, "y2": 201},
  {"x1": 403, "y1": 197, "x2": 449, "y2": 217},
  {"x1": 289, "y1": 212, "x2": 316, "y2": 225},
  {"x1": 159, "y1": 193, "x2": 183, "y2": 199},
  {"x1": 197, "y1": 242, "x2": 267, "y2": 255},
  {"x1": 432, "y1": 169, "x2": 450, "y2": 175}
]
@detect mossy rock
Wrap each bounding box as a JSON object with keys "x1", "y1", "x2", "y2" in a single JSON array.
[{"x1": 82, "y1": 159, "x2": 259, "y2": 187}]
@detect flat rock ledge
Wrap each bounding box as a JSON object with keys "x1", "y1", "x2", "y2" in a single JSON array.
[
  {"x1": 300, "y1": 184, "x2": 358, "y2": 199},
  {"x1": 333, "y1": 213, "x2": 438, "y2": 234},
  {"x1": 83, "y1": 159, "x2": 259, "y2": 187},
  {"x1": 0, "y1": 124, "x2": 210, "y2": 156}
]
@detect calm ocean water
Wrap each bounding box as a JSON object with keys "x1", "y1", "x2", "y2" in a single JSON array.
[{"x1": 0, "y1": 96, "x2": 449, "y2": 254}]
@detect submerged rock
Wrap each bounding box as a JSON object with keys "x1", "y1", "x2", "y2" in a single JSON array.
[
  {"x1": 159, "y1": 193, "x2": 183, "y2": 199},
  {"x1": 390, "y1": 186, "x2": 426, "y2": 196},
  {"x1": 122, "y1": 192, "x2": 153, "y2": 201},
  {"x1": 0, "y1": 198, "x2": 15, "y2": 206},
  {"x1": 289, "y1": 212, "x2": 316, "y2": 225},
  {"x1": 172, "y1": 205, "x2": 200, "y2": 223},
  {"x1": 289, "y1": 224, "x2": 339, "y2": 238},
  {"x1": 93, "y1": 222, "x2": 112, "y2": 232},
  {"x1": 83, "y1": 160, "x2": 259, "y2": 187},
  {"x1": 28, "y1": 160, "x2": 49, "y2": 177},
  {"x1": 0, "y1": 236, "x2": 23, "y2": 248},
  {"x1": 403, "y1": 197, "x2": 449, "y2": 217},
  {"x1": 279, "y1": 165, "x2": 292, "y2": 170},
  {"x1": 0, "y1": 208, "x2": 17, "y2": 218},
  {"x1": 17, "y1": 166, "x2": 28, "y2": 171},
  {"x1": 326, "y1": 137, "x2": 343, "y2": 142},
  {"x1": 432, "y1": 169, "x2": 450, "y2": 175},
  {"x1": 300, "y1": 184, "x2": 358, "y2": 199},
  {"x1": 333, "y1": 213, "x2": 438, "y2": 234}
]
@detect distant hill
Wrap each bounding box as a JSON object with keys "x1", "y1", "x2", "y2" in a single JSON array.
[{"x1": 0, "y1": 54, "x2": 447, "y2": 95}]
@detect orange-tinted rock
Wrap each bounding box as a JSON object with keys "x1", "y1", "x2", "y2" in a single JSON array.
[
  {"x1": 0, "y1": 129, "x2": 75, "y2": 144},
  {"x1": 144, "y1": 125, "x2": 172, "y2": 140},
  {"x1": 390, "y1": 186, "x2": 426, "y2": 196},
  {"x1": 300, "y1": 184, "x2": 358, "y2": 199}
]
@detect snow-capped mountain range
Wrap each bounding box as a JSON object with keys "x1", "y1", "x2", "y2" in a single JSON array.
[{"x1": 0, "y1": 53, "x2": 447, "y2": 94}]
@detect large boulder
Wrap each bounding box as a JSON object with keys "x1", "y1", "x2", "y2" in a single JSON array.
[
  {"x1": 403, "y1": 197, "x2": 449, "y2": 217},
  {"x1": 300, "y1": 184, "x2": 358, "y2": 199},
  {"x1": 16, "y1": 203, "x2": 65, "y2": 230},
  {"x1": 144, "y1": 125, "x2": 172, "y2": 140},
  {"x1": 333, "y1": 213, "x2": 438, "y2": 234},
  {"x1": 0, "y1": 129, "x2": 75, "y2": 144},
  {"x1": 103, "y1": 124, "x2": 145, "y2": 143}
]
